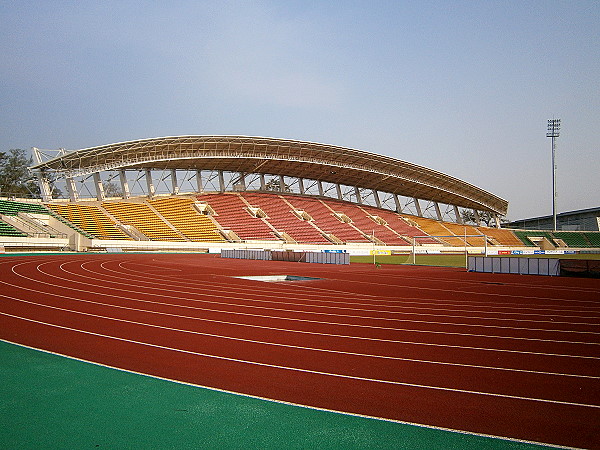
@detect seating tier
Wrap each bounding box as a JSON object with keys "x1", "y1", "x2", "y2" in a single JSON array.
[
  {"x1": 0, "y1": 219, "x2": 27, "y2": 237},
  {"x1": 48, "y1": 203, "x2": 130, "y2": 240},
  {"x1": 197, "y1": 194, "x2": 276, "y2": 241},
  {"x1": 149, "y1": 197, "x2": 224, "y2": 242},
  {"x1": 477, "y1": 227, "x2": 523, "y2": 247},
  {"x1": 280, "y1": 196, "x2": 370, "y2": 243},
  {"x1": 409, "y1": 216, "x2": 466, "y2": 246},
  {"x1": 102, "y1": 201, "x2": 185, "y2": 241},
  {"x1": 240, "y1": 193, "x2": 330, "y2": 244}
]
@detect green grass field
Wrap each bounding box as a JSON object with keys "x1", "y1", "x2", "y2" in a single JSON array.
[
  {"x1": 0, "y1": 340, "x2": 544, "y2": 449},
  {"x1": 350, "y1": 252, "x2": 600, "y2": 268}
]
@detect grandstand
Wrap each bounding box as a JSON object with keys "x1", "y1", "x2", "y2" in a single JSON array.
[{"x1": 0, "y1": 136, "x2": 597, "y2": 254}]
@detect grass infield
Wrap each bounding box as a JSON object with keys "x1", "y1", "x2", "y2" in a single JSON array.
[
  {"x1": 0, "y1": 340, "x2": 545, "y2": 449},
  {"x1": 351, "y1": 252, "x2": 600, "y2": 267}
]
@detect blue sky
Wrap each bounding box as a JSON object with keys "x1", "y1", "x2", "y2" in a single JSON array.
[{"x1": 1, "y1": 1, "x2": 598, "y2": 220}]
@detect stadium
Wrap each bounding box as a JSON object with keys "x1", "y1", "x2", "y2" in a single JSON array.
[{"x1": 1, "y1": 136, "x2": 599, "y2": 448}]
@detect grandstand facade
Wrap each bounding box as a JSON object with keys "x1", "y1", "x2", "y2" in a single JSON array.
[{"x1": 0, "y1": 136, "x2": 598, "y2": 253}]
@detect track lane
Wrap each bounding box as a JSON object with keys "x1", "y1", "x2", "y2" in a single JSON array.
[{"x1": 1, "y1": 254, "x2": 599, "y2": 448}]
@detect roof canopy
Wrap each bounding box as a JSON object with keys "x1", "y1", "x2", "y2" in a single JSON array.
[{"x1": 31, "y1": 135, "x2": 508, "y2": 214}]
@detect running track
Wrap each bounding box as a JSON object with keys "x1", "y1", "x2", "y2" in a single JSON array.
[{"x1": 1, "y1": 253, "x2": 599, "y2": 448}]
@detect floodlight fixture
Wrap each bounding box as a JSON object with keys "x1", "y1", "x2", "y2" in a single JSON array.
[{"x1": 546, "y1": 118, "x2": 561, "y2": 231}]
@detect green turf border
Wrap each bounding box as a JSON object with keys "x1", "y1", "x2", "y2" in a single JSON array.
[{"x1": 0, "y1": 340, "x2": 549, "y2": 449}]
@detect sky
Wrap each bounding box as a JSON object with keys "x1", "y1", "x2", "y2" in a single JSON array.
[{"x1": 1, "y1": 0, "x2": 598, "y2": 220}]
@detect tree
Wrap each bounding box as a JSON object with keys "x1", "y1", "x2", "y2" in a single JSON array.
[
  {"x1": 103, "y1": 181, "x2": 123, "y2": 198},
  {"x1": 462, "y1": 209, "x2": 506, "y2": 227},
  {"x1": 0, "y1": 149, "x2": 40, "y2": 198},
  {"x1": 264, "y1": 177, "x2": 292, "y2": 193}
]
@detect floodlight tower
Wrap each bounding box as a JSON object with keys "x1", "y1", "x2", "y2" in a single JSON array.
[{"x1": 547, "y1": 118, "x2": 561, "y2": 231}]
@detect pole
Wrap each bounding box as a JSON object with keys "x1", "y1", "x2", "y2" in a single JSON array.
[
  {"x1": 547, "y1": 119, "x2": 560, "y2": 232},
  {"x1": 551, "y1": 134, "x2": 557, "y2": 231},
  {"x1": 373, "y1": 230, "x2": 376, "y2": 266},
  {"x1": 464, "y1": 227, "x2": 468, "y2": 269}
]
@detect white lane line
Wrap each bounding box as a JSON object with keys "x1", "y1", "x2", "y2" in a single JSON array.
[
  {"x1": 0, "y1": 338, "x2": 574, "y2": 450},
  {"x1": 102, "y1": 261, "x2": 600, "y2": 317},
  {"x1": 4, "y1": 262, "x2": 600, "y2": 359},
  {"x1": 322, "y1": 275, "x2": 600, "y2": 305},
  {"x1": 1, "y1": 311, "x2": 598, "y2": 410},
  {"x1": 27, "y1": 260, "x2": 600, "y2": 328},
  {"x1": 3, "y1": 292, "x2": 597, "y2": 379}
]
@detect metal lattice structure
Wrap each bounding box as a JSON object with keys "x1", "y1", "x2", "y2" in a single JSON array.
[{"x1": 31, "y1": 136, "x2": 508, "y2": 220}]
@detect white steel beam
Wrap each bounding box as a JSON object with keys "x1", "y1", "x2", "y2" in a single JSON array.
[
  {"x1": 119, "y1": 170, "x2": 131, "y2": 199},
  {"x1": 66, "y1": 177, "x2": 79, "y2": 202},
  {"x1": 171, "y1": 169, "x2": 179, "y2": 195},
  {"x1": 93, "y1": 172, "x2": 105, "y2": 201},
  {"x1": 196, "y1": 170, "x2": 203, "y2": 193},
  {"x1": 145, "y1": 169, "x2": 155, "y2": 198}
]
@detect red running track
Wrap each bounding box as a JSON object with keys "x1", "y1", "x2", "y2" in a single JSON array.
[{"x1": 1, "y1": 253, "x2": 599, "y2": 448}]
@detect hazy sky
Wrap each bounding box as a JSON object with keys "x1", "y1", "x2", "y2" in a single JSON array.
[{"x1": 1, "y1": 1, "x2": 598, "y2": 220}]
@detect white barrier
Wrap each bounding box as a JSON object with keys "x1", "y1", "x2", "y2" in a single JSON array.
[
  {"x1": 221, "y1": 249, "x2": 349, "y2": 265},
  {"x1": 468, "y1": 256, "x2": 560, "y2": 276}
]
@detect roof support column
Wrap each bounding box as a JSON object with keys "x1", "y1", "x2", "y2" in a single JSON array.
[
  {"x1": 354, "y1": 187, "x2": 362, "y2": 204},
  {"x1": 36, "y1": 172, "x2": 53, "y2": 202},
  {"x1": 474, "y1": 210, "x2": 482, "y2": 226},
  {"x1": 317, "y1": 180, "x2": 324, "y2": 197},
  {"x1": 145, "y1": 169, "x2": 155, "y2": 198},
  {"x1": 434, "y1": 202, "x2": 443, "y2": 221},
  {"x1": 218, "y1": 170, "x2": 225, "y2": 192},
  {"x1": 454, "y1": 205, "x2": 463, "y2": 224},
  {"x1": 66, "y1": 177, "x2": 79, "y2": 202},
  {"x1": 414, "y1": 198, "x2": 423, "y2": 217},
  {"x1": 336, "y1": 184, "x2": 343, "y2": 200},
  {"x1": 260, "y1": 174, "x2": 266, "y2": 191},
  {"x1": 93, "y1": 172, "x2": 105, "y2": 201},
  {"x1": 373, "y1": 190, "x2": 382, "y2": 209},
  {"x1": 196, "y1": 170, "x2": 203, "y2": 193},
  {"x1": 171, "y1": 169, "x2": 179, "y2": 195},
  {"x1": 394, "y1": 194, "x2": 402, "y2": 213},
  {"x1": 494, "y1": 214, "x2": 501, "y2": 229},
  {"x1": 298, "y1": 178, "x2": 305, "y2": 195},
  {"x1": 239, "y1": 173, "x2": 247, "y2": 191},
  {"x1": 119, "y1": 170, "x2": 130, "y2": 199},
  {"x1": 278, "y1": 175, "x2": 285, "y2": 192}
]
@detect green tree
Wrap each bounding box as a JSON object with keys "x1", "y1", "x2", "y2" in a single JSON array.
[
  {"x1": 103, "y1": 181, "x2": 123, "y2": 198},
  {"x1": 462, "y1": 210, "x2": 506, "y2": 227},
  {"x1": 264, "y1": 177, "x2": 292, "y2": 192},
  {"x1": 0, "y1": 149, "x2": 40, "y2": 198}
]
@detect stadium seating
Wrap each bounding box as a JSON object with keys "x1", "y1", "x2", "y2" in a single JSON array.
[
  {"x1": 357, "y1": 206, "x2": 436, "y2": 244},
  {"x1": 239, "y1": 193, "x2": 330, "y2": 244},
  {"x1": 149, "y1": 197, "x2": 224, "y2": 242},
  {"x1": 477, "y1": 227, "x2": 523, "y2": 247},
  {"x1": 316, "y1": 199, "x2": 410, "y2": 245},
  {"x1": 280, "y1": 196, "x2": 370, "y2": 243},
  {"x1": 196, "y1": 193, "x2": 277, "y2": 241},
  {"x1": 442, "y1": 222, "x2": 486, "y2": 246},
  {"x1": 0, "y1": 199, "x2": 50, "y2": 216},
  {"x1": 1, "y1": 199, "x2": 93, "y2": 239},
  {"x1": 552, "y1": 231, "x2": 591, "y2": 248},
  {"x1": 513, "y1": 230, "x2": 557, "y2": 247},
  {"x1": 408, "y1": 216, "x2": 467, "y2": 246},
  {"x1": 47, "y1": 203, "x2": 130, "y2": 240},
  {"x1": 0, "y1": 219, "x2": 27, "y2": 237},
  {"x1": 584, "y1": 232, "x2": 600, "y2": 247},
  {"x1": 102, "y1": 201, "x2": 185, "y2": 241},
  {"x1": 8, "y1": 194, "x2": 594, "y2": 250}
]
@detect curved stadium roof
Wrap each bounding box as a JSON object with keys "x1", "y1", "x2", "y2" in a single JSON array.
[{"x1": 31, "y1": 135, "x2": 508, "y2": 214}]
